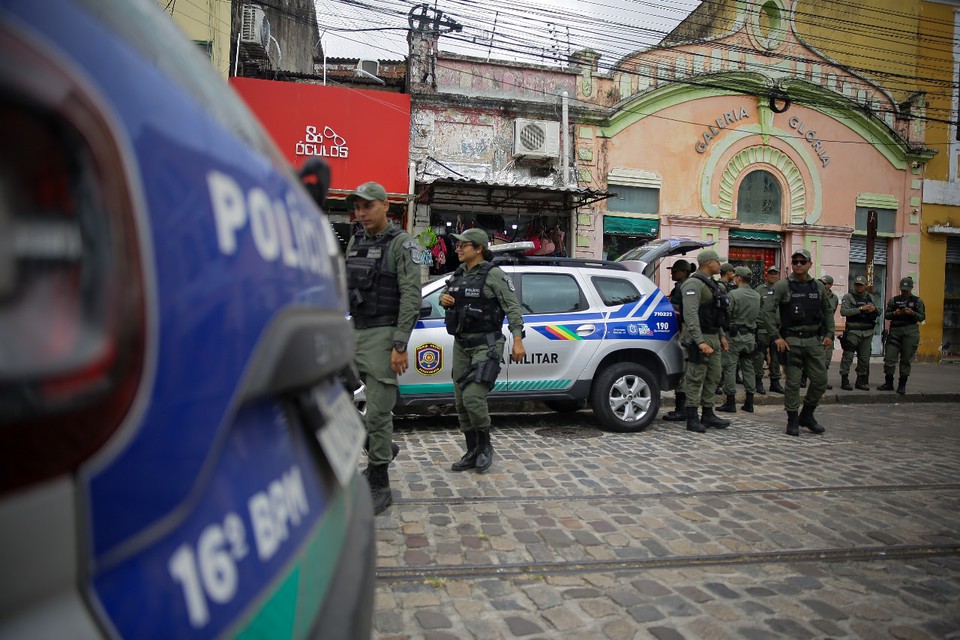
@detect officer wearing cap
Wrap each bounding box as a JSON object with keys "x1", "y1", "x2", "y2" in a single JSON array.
[
  {"x1": 678, "y1": 249, "x2": 731, "y2": 433},
  {"x1": 662, "y1": 259, "x2": 693, "y2": 422},
  {"x1": 717, "y1": 266, "x2": 762, "y2": 413},
  {"x1": 719, "y1": 262, "x2": 737, "y2": 293},
  {"x1": 346, "y1": 181, "x2": 422, "y2": 514},
  {"x1": 818, "y1": 274, "x2": 840, "y2": 389},
  {"x1": 772, "y1": 248, "x2": 835, "y2": 437},
  {"x1": 753, "y1": 264, "x2": 784, "y2": 395},
  {"x1": 879, "y1": 276, "x2": 926, "y2": 394},
  {"x1": 839, "y1": 275, "x2": 879, "y2": 391},
  {"x1": 440, "y1": 228, "x2": 525, "y2": 472}
]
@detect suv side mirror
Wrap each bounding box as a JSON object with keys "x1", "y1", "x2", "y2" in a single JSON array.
[{"x1": 419, "y1": 299, "x2": 433, "y2": 318}]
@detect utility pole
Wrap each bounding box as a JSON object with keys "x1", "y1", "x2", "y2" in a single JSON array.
[{"x1": 865, "y1": 209, "x2": 877, "y2": 294}]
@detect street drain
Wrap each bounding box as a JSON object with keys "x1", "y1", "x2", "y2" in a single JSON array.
[{"x1": 535, "y1": 426, "x2": 602, "y2": 439}]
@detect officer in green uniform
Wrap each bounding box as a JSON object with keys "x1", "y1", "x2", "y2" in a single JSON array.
[
  {"x1": 680, "y1": 249, "x2": 731, "y2": 433},
  {"x1": 440, "y1": 229, "x2": 525, "y2": 472},
  {"x1": 662, "y1": 259, "x2": 693, "y2": 422},
  {"x1": 345, "y1": 181, "x2": 422, "y2": 514},
  {"x1": 715, "y1": 262, "x2": 737, "y2": 395},
  {"x1": 772, "y1": 249, "x2": 835, "y2": 437},
  {"x1": 838, "y1": 275, "x2": 879, "y2": 391},
  {"x1": 718, "y1": 267, "x2": 761, "y2": 413},
  {"x1": 878, "y1": 277, "x2": 926, "y2": 395},
  {"x1": 819, "y1": 275, "x2": 840, "y2": 389},
  {"x1": 753, "y1": 265, "x2": 784, "y2": 395}
]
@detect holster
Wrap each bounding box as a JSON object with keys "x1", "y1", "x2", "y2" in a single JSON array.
[
  {"x1": 839, "y1": 332, "x2": 851, "y2": 351},
  {"x1": 685, "y1": 341, "x2": 706, "y2": 365},
  {"x1": 456, "y1": 332, "x2": 502, "y2": 390}
]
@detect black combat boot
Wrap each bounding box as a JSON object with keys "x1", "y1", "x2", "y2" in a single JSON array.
[
  {"x1": 451, "y1": 431, "x2": 479, "y2": 472},
  {"x1": 798, "y1": 404, "x2": 825, "y2": 434},
  {"x1": 769, "y1": 379, "x2": 785, "y2": 394},
  {"x1": 786, "y1": 410, "x2": 800, "y2": 437},
  {"x1": 701, "y1": 406, "x2": 731, "y2": 429},
  {"x1": 897, "y1": 376, "x2": 908, "y2": 395},
  {"x1": 714, "y1": 384, "x2": 723, "y2": 395},
  {"x1": 662, "y1": 392, "x2": 686, "y2": 421},
  {"x1": 361, "y1": 441, "x2": 401, "y2": 481},
  {"x1": 365, "y1": 464, "x2": 393, "y2": 515},
  {"x1": 685, "y1": 406, "x2": 706, "y2": 433},
  {"x1": 840, "y1": 375, "x2": 853, "y2": 391},
  {"x1": 475, "y1": 429, "x2": 494, "y2": 472},
  {"x1": 741, "y1": 392, "x2": 754, "y2": 413},
  {"x1": 755, "y1": 377, "x2": 766, "y2": 395},
  {"x1": 877, "y1": 374, "x2": 895, "y2": 391},
  {"x1": 855, "y1": 375, "x2": 870, "y2": 391},
  {"x1": 716, "y1": 394, "x2": 737, "y2": 413}
]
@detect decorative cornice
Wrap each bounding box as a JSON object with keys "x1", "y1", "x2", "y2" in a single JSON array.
[{"x1": 716, "y1": 145, "x2": 806, "y2": 223}]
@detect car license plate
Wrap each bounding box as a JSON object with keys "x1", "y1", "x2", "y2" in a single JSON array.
[{"x1": 313, "y1": 386, "x2": 365, "y2": 487}]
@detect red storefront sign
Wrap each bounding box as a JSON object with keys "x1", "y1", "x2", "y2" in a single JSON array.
[{"x1": 230, "y1": 78, "x2": 411, "y2": 197}]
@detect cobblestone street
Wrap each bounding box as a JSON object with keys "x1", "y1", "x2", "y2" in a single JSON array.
[{"x1": 369, "y1": 402, "x2": 960, "y2": 639}]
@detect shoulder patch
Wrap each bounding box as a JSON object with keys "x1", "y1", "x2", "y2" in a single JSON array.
[
  {"x1": 502, "y1": 274, "x2": 515, "y2": 292},
  {"x1": 685, "y1": 290, "x2": 696, "y2": 295}
]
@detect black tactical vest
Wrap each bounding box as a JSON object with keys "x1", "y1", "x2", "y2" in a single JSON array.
[
  {"x1": 847, "y1": 293, "x2": 879, "y2": 329},
  {"x1": 346, "y1": 226, "x2": 402, "y2": 328},
  {"x1": 780, "y1": 278, "x2": 824, "y2": 328},
  {"x1": 444, "y1": 262, "x2": 505, "y2": 336},
  {"x1": 688, "y1": 272, "x2": 729, "y2": 333},
  {"x1": 889, "y1": 295, "x2": 920, "y2": 327}
]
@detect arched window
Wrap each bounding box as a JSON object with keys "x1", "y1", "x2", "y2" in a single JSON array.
[{"x1": 737, "y1": 170, "x2": 782, "y2": 224}]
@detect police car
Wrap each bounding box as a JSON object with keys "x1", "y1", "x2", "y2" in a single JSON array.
[
  {"x1": 358, "y1": 240, "x2": 708, "y2": 433},
  {"x1": 0, "y1": 1, "x2": 373, "y2": 638}
]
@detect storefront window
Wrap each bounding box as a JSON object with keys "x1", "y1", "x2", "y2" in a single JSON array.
[{"x1": 736, "y1": 170, "x2": 781, "y2": 224}]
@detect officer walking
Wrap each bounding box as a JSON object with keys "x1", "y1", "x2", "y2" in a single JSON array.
[
  {"x1": 680, "y1": 249, "x2": 731, "y2": 433},
  {"x1": 662, "y1": 259, "x2": 693, "y2": 422},
  {"x1": 772, "y1": 249, "x2": 835, "y2": 437},
  {"x1": 440, "y1": 229, "x2": 525, "y2": 472},
  {"x1": 838, "y1": 275, "x2": 879, "y2": 391},
  {"x1": 753, "y1": 265, "x2": 784, "y2": 395},
  {"x1": 345, "y1": 181, "x2": 422, "y2": 515},
  {"x1": 717, "y1": 266, "x2": 762, "y2": 413},
  {"x1": 819, "y1": 275, "x2": 840, "y2": 389},
  {"x1": 878, "y1": 277, "x2": 926, "y2": 394}
]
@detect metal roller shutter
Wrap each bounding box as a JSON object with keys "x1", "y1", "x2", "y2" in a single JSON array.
[
  {"x1": 947, "y1": 237, "x2": 960, "y2": 264},
  {"x1": 849, "y1": 235, "x2": 887, "y2": 264}
]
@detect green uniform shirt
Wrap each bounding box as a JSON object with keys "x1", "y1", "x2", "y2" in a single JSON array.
[
  {"x1": 346, "y1": 222, "x2": 422, "y2": 344},
  {"x1": 680, "y1": 273, "x2": 726, "y2": 345},
  {"x1": 840, "y1": 291, "x2": 879, "y2": 331},
  {"x1": 443, "y1": 262, "x2": 525, "y2": 337},
  {"x1": 727, "y1": 286, "x2": 761, "y2": 334},
  {"x1": 771, "y1": 274, "x2": 836, "y2": 337},
  {"x1": 825, "y1": 290, "x2": 839, "y2": 315},
  {"x1": 754, "y1": 282, "x2": 778, "y2": 334}
]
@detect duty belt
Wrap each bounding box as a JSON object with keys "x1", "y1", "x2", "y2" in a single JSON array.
[
  {"x1": 458, "y1": 331, "x2": 502, "y2": 348},
  {"x1": 783, "y1": 329, "x2": 820, "y2": 339},
  {"x1": 353, "y1": 316, "x2": 397, "y2": 330},
  {"x1": 846, "y1": 322, "x2": 875, "y2": 330}
]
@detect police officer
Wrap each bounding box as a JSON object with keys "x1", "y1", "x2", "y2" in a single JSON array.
[
  {"x1": 439, "y1": 228, "x2": 525, "y2": 472},
  {"x1": 838, "y1": 275, "x2": 879, "y2": 391},
  {"x1": 715, "y1": 261, "x2": 738, "y2": 395},
  {"x1": 680, "y1": 249, "x2": 731, "y2": 433},
  {"x1": 345, "y1": 181, "x2": 422, "y2": 515},
  {"x1": 753, "y1": 265, "x2": 784, "y2": 395},
  {"x1": 878, "y1": 277, "x2": 926, "y2": 394},
  {"x1": 772, "y1": 249, "x2": 835, "y2": 437},
  {"x1": 662, "y1": 259, "x2": 693, "y2": 421},
  {"x1": 819, "y1": 275, "x2": 840, "y2": 389},
  {"x1": 718, "y1": 266, "x2": 762, "y2": 413}
]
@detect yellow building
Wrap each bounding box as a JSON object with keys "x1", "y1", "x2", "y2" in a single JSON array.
[{"x1": 157, "y1": 0, "x2": 233, "y2": 78}]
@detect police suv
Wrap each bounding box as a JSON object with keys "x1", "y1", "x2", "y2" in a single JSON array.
[
  {"x1": 359, "y1": 239, "x2": 707, "y2": 433},
  {"x1": 0, "y1": 1, "x2": 373, "y2": 638}
]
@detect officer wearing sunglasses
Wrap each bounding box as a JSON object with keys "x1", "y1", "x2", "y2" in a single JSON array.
[{"x1": 771, "y1": 248, "x2": 836, "y2": 437}]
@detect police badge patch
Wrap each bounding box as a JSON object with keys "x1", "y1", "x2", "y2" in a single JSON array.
[
  {"x1": 503, "y1": 274, "x2": 515, "y2": 292},
  {"x1": 415, "y1": 343, "x2": 443, "y2": 375},
  {"x1": 404, "y1": 239, "x2": 432, "y2": 266}
]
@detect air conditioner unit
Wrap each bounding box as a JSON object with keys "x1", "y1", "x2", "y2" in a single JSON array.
[
  {"x1": 241, "y1": 4, "x2": 270, "y2": 50},
  {"x1": 513, "y1": 119, "x2": 560, "y2": 159}
]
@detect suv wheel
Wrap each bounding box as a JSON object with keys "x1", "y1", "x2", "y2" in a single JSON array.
[{"x1": 590, "y1": 363, "x2": 660, "y2": 433}]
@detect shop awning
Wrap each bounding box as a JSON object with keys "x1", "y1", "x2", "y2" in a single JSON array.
[
  {"x1": 729, "y1": 229, "x2": 783, "y2": 242},
  {"x1": 603, "y1": 215, "x2": 659, "y2": 236}
]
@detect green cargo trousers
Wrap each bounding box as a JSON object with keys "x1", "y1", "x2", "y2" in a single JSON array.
[
  {"x1": 452, "y1": 335, "x2": 504, "y2": 433},
  {"x1": 722, "y1": 335, "x2": 756, "y2": 395},
  {"x1": 752, "y1": 331, "x2": 781, "y2": 382},
  {"x1": 839, "y1": 329, "x2": 874, "y2": 378},
  {"x1": 354, "y1": 326, "x2": 397, "y2": 466},
  {"x1": 683, "y1": 334, "x2": 722, "y2": 408},
  {"x1": 782, "y1": 335, "x2": 828, "y2": 412},
  {"x1": 883, "y1": 325, "x2": 920, "y2": 378}
]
